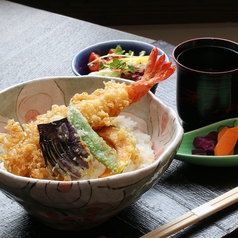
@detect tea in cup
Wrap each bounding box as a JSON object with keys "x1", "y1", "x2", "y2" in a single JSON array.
[{"x1": 173, "y1": 37, "x2": 238, "y2": 131}]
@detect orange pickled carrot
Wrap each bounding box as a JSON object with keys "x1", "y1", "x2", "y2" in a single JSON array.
[
  {"x1": 214, "y1": 127, "x2": 238, "y2": 156},
  {"x1": 217, "y1": 126, "x2": 229, "y2": 141},
  {"x1": 228, "y1": 148, "x2": 235, "y2": 155}
]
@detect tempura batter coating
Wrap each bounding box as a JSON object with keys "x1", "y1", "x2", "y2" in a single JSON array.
[
  {"x1": 0, "y1": 105, "x2": 67, "y2": 180},
  {"x1": 71, "y1": 81, "x2": 129, "y2": 130}
]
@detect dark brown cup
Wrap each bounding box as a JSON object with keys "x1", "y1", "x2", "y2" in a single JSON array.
[{"x1": 173, "y1": 37, "x2": 238, "y2": 131}]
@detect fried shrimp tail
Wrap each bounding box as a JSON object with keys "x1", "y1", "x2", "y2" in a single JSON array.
[{"x1": 126, "y1": 47, "x2": 176, "y2": 104}]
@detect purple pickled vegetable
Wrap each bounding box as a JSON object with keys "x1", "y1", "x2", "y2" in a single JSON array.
[
  {"x1": 193, "y1": 136, "x2": 214, "y2": 151},
  {"x1": 192, "y1": 148, "x2": 207, "y2": 155},
  {"x1": 38, "y1": 118, "x2": 90, "y2": 180},
  {"x1": 206, "y1": 148, "x2": 215, "y2": 156},
  {"x1": 205, "y1": 131, "x2": 218, "y2": 142},
  {"x1": 192, "y1": 131, "x2": 218, "y2": 156}
]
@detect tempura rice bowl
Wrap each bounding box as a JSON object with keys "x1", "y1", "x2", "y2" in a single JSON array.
[{"x1": 0, "y1": 76, "x2": 183, "y2": 230}]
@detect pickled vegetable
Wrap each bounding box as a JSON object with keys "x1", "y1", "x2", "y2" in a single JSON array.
[{"x1": 192, "y1": 131, "x2": 217, "y2": 155}]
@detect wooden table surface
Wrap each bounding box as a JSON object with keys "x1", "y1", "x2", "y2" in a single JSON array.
[{"x1": 1, "y1": 1, "x2": 238, "y2": 237}]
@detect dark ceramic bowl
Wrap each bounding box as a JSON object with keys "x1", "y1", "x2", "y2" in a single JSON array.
[
  {"x1": 71, "y1": 40, "x2": 169, "y2": 93},
  {"x1": 173, "y1": 37, "x2": 238, "y2": 131}
]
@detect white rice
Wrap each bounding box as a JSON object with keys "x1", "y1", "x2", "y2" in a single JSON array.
[{"x1": 112, "y1": 115, "x2": 155, "y2": 172}]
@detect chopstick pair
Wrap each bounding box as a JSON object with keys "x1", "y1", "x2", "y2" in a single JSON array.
[{"x1": 141, "y1": 186, "x2": 238, "y2": 238}]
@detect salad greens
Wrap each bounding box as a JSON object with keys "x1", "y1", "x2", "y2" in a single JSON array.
[{"x1": 88, "y1": 46, "x2": 149, "y2": 81}]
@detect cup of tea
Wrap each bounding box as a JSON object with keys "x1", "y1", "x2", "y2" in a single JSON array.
[{"x1": 173, "y1": 37, "x2": 238, "y2": 131}]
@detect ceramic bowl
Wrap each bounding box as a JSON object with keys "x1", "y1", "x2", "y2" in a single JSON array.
[
  {"x1": 71, "y1": 40, "x2": 169, "y2": 93},
  {"x1": 0, "y1": 76, "x2": 183, "y2": 230}
]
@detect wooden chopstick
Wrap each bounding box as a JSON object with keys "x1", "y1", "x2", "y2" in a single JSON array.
[{"x1": 141, "y1": 186, "x2": 238, "y2": 238}]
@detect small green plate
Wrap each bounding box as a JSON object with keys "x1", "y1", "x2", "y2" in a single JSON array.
[{"x1": 175, "y1": 118, "x2": 238, "y2": 167}]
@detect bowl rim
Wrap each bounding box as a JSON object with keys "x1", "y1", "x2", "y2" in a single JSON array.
[{"x1": 0, "y1": 76, "x2": 183, "y2": 185}]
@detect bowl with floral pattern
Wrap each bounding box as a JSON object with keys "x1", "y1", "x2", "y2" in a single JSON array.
[{"x1": 0, "y1": 76, "x2": 183, "y2": 230}]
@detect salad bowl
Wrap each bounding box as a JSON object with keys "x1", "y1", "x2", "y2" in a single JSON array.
[
  {"x1": 0, "y1": 76, "x2": 183, "y2": 230},
  {"x1": 71, "y1": 40, "x2": 169, "y2": 93}
]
